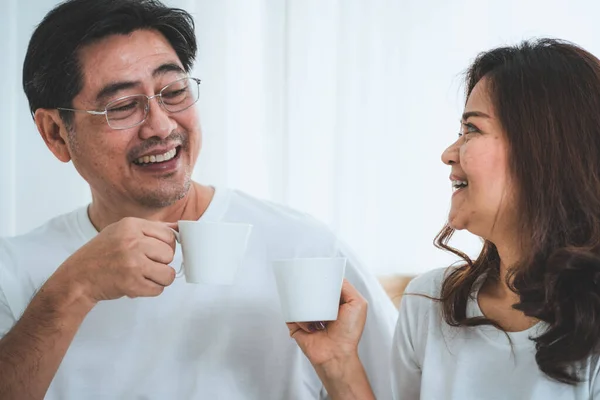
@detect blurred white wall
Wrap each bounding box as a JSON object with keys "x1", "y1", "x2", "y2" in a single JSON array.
[{"x1": 2, "y1": 0, "x2": 600, "y2": 275}]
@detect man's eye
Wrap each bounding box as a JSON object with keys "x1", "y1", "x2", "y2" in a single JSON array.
[
  {"x1": 108, "y1": 102, "x2": 137, "y2": 112},
  {"x1": 163, "y1": 88, "x2": 187, "y2": 99}
]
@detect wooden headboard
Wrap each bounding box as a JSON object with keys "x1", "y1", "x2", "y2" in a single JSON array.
[{"x1": 378, "y1": 275, "x2": 414, "y2": 308}]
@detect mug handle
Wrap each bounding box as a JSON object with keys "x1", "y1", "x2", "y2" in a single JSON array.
[{"x1": 170, "y1": 228, "x2": 185, "y2": 278}]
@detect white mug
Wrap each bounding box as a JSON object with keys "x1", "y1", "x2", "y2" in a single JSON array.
[
  {"x1": 272, "y1": 257, "x2": 347, "y2": 322},
  {"x1": 171, "y1": 221, "x2": 253, "y2": 285}
]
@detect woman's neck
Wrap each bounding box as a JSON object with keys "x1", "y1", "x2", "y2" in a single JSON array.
[{"x1": 477, "y1": 236, "x2": 538, "y2": 332}]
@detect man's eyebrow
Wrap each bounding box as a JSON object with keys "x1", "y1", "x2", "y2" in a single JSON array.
[
  {"x1": 153, "y1": 63, "x2": 185, "y2": 77},
  {"x1": 461, "y1": 110, "x2": 491, "y2": 121},
  {"x1": 95, "y1": 81, "x2": 139, "y2": 104},
  {"x1": 94, "y1": 63, "x2": 185, "y2": 105}
]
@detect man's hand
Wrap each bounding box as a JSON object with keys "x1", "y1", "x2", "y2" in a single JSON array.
[
  {"x1": 54, "y1": 217, "x2": 178, "y2": 304},
  {"x1": 0, "y1": 217, "x2": 179, "y2": 399}
]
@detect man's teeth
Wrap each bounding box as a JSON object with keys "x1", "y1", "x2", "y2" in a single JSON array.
[
  {"x1": 135, "y1": 148, "x2": 177, "y2": 165},
  {"x1": 452, "y1": 180, "x2": 468, "y2": 189}
]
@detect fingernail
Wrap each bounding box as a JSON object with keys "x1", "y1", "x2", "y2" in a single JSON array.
[{"x1": 316, "y1": 321, "x2": 326, "y2": 330}]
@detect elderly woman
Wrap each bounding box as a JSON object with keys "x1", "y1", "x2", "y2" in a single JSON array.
[{"x1": 289, "y1": 38, "x2": 600, "y2": 400}]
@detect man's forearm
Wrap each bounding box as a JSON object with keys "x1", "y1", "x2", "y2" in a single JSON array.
[
  {"x1": 0, "y1": 276, "x2": 94, "y2": 400},
  {"x1": 316, "y1": 355, "x2": 376, "y2": 400}
]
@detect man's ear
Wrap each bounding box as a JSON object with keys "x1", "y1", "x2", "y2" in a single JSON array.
[{"x1": 34, "y1": 108, "x2": 72, "y2": 163}]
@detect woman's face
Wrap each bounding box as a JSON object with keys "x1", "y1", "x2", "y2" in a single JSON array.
[{"x1": 441, "y1": 78, "x2": 516, "y2": 241}]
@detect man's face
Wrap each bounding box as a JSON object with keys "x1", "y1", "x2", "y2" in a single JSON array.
[{"x1": 64, "y1": 29, "x2": 201, "y2": 209}]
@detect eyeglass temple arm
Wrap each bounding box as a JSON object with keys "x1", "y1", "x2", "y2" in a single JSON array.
[{"x1": 57, "y1": 107, "x2": 106, "y2": 116}]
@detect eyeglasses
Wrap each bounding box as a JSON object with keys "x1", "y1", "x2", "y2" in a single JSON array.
[{"x1": 57, "y1": 77, "x2": 201, "y2": 130}]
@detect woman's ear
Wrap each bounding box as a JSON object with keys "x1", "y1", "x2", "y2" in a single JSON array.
[{"x1": 34, "y1": 108, "x2": 72, "y2": 163}]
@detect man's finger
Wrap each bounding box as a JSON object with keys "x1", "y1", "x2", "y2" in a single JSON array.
[
  {"x1": 142, "y1": 239, "x2": 175, "y2": 264},
  {"x1": 165, "y1": 221, "x2": 179, "y2": 231},
  {"x1": 139, "y1": 220, "x2": 177, "y2": 250},
  {"x1": 143, "y1": 261, "x2": 177, "y2": 287}
]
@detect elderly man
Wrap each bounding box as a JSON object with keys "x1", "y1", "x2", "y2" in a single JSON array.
[{"x1": 0, "y1": 1, "x2": 397, "y2": 399}]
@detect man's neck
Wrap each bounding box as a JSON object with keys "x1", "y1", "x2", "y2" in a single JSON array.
[{"x1": 87, "y1": 182, "x2": 215, "y2": 231}]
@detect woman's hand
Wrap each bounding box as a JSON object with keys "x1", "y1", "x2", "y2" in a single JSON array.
[
  {"x1": 287, "y1": 279, "x2": 368, "y2": 368},
  {"x1": 287, "y1": 280, "x2": 374, "y2": 400}
]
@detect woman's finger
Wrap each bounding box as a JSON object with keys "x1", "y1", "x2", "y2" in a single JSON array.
[
  {"x1": 287, "y1": 321, "x2": 326, "y2": 336},
  {"x1": 287, "y1": 323, "x2": 303, "y2": 337},
  {"x1": 340, "y1": 279, "x2": 366, "y2": 306}
]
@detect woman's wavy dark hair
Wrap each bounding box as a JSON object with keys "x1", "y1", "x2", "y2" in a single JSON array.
[{"x1": 436, "y1": 38, "x2": 600, "y2": 384}]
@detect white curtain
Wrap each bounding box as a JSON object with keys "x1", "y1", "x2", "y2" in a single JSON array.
[{"x1": 2, "y1": 0, "x2": 600, "y2": 275}]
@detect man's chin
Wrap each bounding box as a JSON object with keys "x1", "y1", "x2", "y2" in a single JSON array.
[{"x1": 134, "y1": 180, "x2": 192, "y2": 209}]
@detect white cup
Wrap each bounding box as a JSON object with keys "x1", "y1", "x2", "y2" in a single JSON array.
[
  {"x1": 272, "y1": 257, "x2": 347, "y2": 323},
  {"x1": 171, "y1": 221, "x2": 253, "y2": 284}
]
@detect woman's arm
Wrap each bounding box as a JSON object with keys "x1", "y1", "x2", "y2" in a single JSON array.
[
  {"x1": 288, "y1": 280, "x2": 376, "y2": 400},
  {"x1": 314, "y1": 354, "x2": 375, "y2": 400}
]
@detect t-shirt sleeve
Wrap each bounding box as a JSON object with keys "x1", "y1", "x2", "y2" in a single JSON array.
[
  {"x1": 390, "y1": 279, "x2": 423, "y2": 400},
  {"x1": 0, "y1": 286, "x2": 16, "y2": 338},
  {"x1": 338, "y1": 242, "x2": 398, "y2": 400},
  {"x1": 0, "y1": 239, "x2": 26, "y2": 338},
  {"x1": 589, "y1": 359, "x2": 600, "y2": 399},
  {"x1": 390, "y1": 267, "x2": 448, "y2": 400}
]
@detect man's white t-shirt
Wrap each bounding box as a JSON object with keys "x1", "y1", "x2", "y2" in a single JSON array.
[
  {"x1": 0, "y1": 188, "x2": 397, "y2": 400},
  {"x1": 392, "y1": 267, "x2": 600, "y2": 400}
]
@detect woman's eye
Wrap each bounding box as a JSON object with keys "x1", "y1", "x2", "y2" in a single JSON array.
[{"x1": 459, "y1": 122, "x2": 479, "y2": 137}]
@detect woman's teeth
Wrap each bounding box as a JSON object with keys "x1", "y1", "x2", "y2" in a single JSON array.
[
  {"x1": 135, "y1": 148, "x2": 177, "y2": 165},
  {"x1": 452, "y1": 180, "x2": 468, "y2": 190}
]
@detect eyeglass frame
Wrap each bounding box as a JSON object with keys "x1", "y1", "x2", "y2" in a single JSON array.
[{"x1": 56, "y1": 77, "x2": 201, "y2": 130}]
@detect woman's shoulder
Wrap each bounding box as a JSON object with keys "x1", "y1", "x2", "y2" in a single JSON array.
[
  {"x1": 393, "y1": 267, "x2": 453, "y2": 368},
  {"x1": 404, "y1": 266, "x2": 452, "y2": 298},
  {"x1": 396, "y1": 266, "x2": 453, "y2": 333}
]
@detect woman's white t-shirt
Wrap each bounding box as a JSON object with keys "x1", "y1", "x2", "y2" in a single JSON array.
[{"x1": 392, "y1": 267, "x2": 600, "y2": 400}]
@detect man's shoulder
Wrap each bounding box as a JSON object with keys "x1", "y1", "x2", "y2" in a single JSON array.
[
  {"x1": 0, "y1": 208, "x2": 87, "y2": 317},
  {"x1": 4, "y1": 207, "x2": 85, "y2": 245},
  {"x1": 1, "y1": 207, "x2": 88, "y2": 267}
]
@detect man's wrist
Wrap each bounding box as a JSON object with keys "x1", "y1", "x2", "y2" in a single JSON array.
[{"x1": 38, "y1": 269, "x2": 96, "y2": 319}]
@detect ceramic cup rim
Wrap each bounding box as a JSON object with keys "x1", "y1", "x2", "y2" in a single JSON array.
[
  {"x1": 178, "y1": 220, "x2": 253, "y2": 227},
  {"x1": 273, "y1": 256, "x2": 346, "y2": 263}
]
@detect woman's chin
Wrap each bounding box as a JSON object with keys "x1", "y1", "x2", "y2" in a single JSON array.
[
  {"x1": 448, "y1": 222, "x2": 466, "y2": 231},
  {"x1": 447, "y1": 211, "x2": 465, "y2": 230}
]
